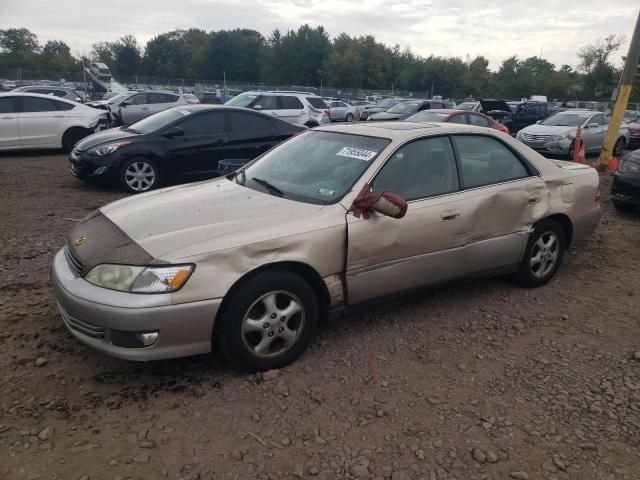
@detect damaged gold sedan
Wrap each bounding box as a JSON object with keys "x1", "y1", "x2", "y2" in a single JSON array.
[{"x1": 51, "y1": 122, "x2": 601, "y2": 370}]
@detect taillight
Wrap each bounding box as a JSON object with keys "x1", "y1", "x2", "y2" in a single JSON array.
[{"x1": 325, "y1": 109, "x2": 331, "y2": 118}]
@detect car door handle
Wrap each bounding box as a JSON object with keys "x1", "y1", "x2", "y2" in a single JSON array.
[
  {"x1": 528, "y1": 195, "x2": 542, "y2": 204},
  {"x1": 53, "y1": 115, "x2": 65, "y2": 118},
  {"x1": 441, "y1": 209, "x2": 460, "y2": 221},
  {"x1": 0, "y1": 116, "x2": 15, "y2": 120},
  {"x1": 141, "y1": 107, "x2": 149, "y2": 111},
  {"x1": 270, "y1": 112, "x2": 279, "y2": 116},
  {"x1": 214, "y1": 139, "x2": 226, "y2": 144}
]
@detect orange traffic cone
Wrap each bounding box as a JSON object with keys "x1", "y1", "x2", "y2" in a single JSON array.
[
  {"x1": 573, "y1": 126, "x2": 585, "y2": 164},
  {"x1": 606, "y1": 156, "x2": 618, "y2": 173}
]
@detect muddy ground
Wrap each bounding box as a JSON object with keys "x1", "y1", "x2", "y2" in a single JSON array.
[{"x1": 1, "y1": 151, "x2": 639, "y2": 480}]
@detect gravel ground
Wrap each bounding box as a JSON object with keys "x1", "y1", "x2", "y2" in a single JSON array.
[{"x1": 1, "y1": 151, "x2": 639, "y2": 480}]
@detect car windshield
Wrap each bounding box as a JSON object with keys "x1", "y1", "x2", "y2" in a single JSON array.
[
  {"x1": 107, "y1": 93, "x2": 132, "y2": 104},
  {"x1": 387, "y1": 102, "x2": 420, "y2": 114},
  {"x1": 406, "y1": 111, "x2": 450, "y2": 122},
  {"x1": 376, "y1": 99, "x2": 398, "y2": 109},
  {"x1": 541, "y1": 113, "x2": 590, "y2": 126},
  {"x1": 225, "y1": 93, "x2": 258, "y2": 108},
  {"x1": 456, "y1": 102, "x2": 477, "y2": 110},
  {"x1": 235, "y1": 131, "x2": 390, "y2": 204},
  {"x1": 126, "y1": 107, "x2": 192, "y2": 134}
]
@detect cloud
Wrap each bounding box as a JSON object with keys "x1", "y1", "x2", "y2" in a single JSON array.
[{"x1": 1, "y1": 0, "x2": 637, "y2": 69}]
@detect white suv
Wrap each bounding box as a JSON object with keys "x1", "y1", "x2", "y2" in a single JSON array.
[{"x1": 225, "y1": 91, "x2": 330, "y2": 127}]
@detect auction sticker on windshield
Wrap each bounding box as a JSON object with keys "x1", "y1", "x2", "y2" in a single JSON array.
[{"x1": 336, "y1": 147, "x2": 378, "y2": 161}]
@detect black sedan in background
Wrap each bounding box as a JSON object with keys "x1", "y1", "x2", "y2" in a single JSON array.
[
  {"x1": 70, "y1": 105, "x2": 304, "y2": 193},
  {"x1": 611, "y1": 149, "x2": 640, "y2": 212}
]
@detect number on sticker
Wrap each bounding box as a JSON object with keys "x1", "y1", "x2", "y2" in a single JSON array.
[{"x1": 336, "y1": 147, "x2": 378, "y2": 161}]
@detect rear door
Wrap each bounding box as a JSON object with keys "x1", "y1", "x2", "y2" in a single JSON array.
[
  {"x1": 468, "y1": 113, "x2": 491, "y2": 128},
  {"x1": 17, "y1": 96, "x2": 70, "y2": 147},
  {"x1": 451, "y1": 134, "x2": 547, "y2": 274},
  {"x1": 227, "y1": 110, "x2": 278, "y2": 161},
  {"x1": 277, "y1": 95, "x2": 305, "y2": 124},
  {"x1": 0, "y1": 96, "x2": 19, "y2": 147},
  {"x1": 165, "y1": 110, "x2": 228, "y2": 177},
  {"x1": 345, "y1": 136, "x2": 469, "y2": 304},
  {"x1": 147, "y1": 92, "x2": 180, "y2": 116}
]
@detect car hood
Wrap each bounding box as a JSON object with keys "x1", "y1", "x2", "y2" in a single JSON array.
[
  {"x1": 479, "y1": 99, "x2": 512, "y2": 114},
  {"x1": 100, "y1": 177, "x2": 340, "y2": 260},
  {"x1": 520, "y1": 124, "x2": 574, "y2": 136},
  {"x1": 369, "y1": 112, "x2": 405, "y2": 121},
  {"x1": 74, "y1": 127, "x2": 139, "y2": 152}
]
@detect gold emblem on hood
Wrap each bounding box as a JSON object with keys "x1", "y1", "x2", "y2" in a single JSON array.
[{"x1": 74, "y1": 236, "x2": 87, "y2": 246}]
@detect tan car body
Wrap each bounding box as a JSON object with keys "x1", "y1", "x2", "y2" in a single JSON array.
[{"x1": 52, "y1": 122, "x2": 600, "y2": 361}]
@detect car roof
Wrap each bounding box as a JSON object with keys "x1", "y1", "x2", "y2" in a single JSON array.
[
  {"x1": 315, "y1": 120, "x2": 497, "y2": 141},
  {"x1": 414, "y1": 108, "x2": 466, "y2": 114},
  {"x1": 557, "y1": 110, "x2": 598, "y2": 114},
  {"x1": 14, "y1": 85, "x2": 74, "y2": 91},
  {"x1": 0, "y1": 92, "x2": 76, "y2": 103}
]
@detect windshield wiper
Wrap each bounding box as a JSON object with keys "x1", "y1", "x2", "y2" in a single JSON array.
[{"x1": 251, "y1": 177, "x2": 284, "y2": 197}]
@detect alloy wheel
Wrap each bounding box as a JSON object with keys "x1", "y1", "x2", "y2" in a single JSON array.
[
  {"x1": 124, "y1": 161, "x2": 156, "y2": 192},
  {"x1": 530, "y1": 231, "x2": 560, "y2": 278},
  {"x1": 241, "y1": 291, "x2": 305, "y2": 358}
]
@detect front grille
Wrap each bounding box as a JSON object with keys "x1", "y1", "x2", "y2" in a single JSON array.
[
  {"x1": 64, "y1": 245, "x2": 85, "y2": 276},
  {"x1": 521, "y1": 133, "x2": 552, "y2": 143},
  {"x1": 59, "y1": 305, "x2": 105, "y2": 339}
]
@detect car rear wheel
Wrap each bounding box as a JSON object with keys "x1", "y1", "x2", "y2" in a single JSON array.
[
  {"x1": 346, "y1": 113, "x2": 354, "y2": 122},
  {"x1": 62, "y1": 128, "x2": 90, "y2": 153},
  {"x1": 513, "y1": 219, "x2": 565, "y2": 287},
  {"x1": 216, "y1": 270, "x2": 318, "y2": 371},
  {"x1": 119, "y1": 157, "x2": 160, "y2": 193}
]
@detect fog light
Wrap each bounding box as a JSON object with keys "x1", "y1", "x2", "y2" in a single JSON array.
[
  {"x1": 110, "y1": 330, "x2": 158, "y2": 348},
  {"x1": 91, "y1": 166, "x2": 106, "y2": 175}
]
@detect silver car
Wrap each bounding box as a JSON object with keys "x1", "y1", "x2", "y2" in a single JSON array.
[
  {"x1": 52, "y1": 122, "x2": 601, "y2": 371},
  {"x1": 12, "y1": 85, "x2": 84, "y2": 102},
  {"x1": 328, "y1": 100, "x2": 358, "y2": 122},
  {"x1": 96, "y1": 90, "x2": 190, "y2": 125},
  {"x1": 517, "y1": 110, "x2": 630, "y2": 158}
]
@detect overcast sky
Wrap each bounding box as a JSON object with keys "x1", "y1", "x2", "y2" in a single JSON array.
[{"x1": 1, "y1": 0, "x2": 638, "y2": 69}]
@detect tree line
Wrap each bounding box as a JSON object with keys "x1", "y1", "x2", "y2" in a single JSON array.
[{"x1": 0, "y1": 26, "x2": 635, "y2": 100}]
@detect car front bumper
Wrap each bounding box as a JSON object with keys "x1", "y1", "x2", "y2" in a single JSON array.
[
  {"x1": 611, "y1": 172, "x2": 640, "y2": 206},
  {"x1": 69, "y1": 149, "x2": 116, "y2": 180},
  {"x1": 51, "y1": 248, "x2": 221, "y2": 361},
  {"x1": 518, "y1": 137, "x2": 572, "y2": 155}
]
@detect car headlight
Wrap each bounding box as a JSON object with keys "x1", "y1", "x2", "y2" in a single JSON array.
[
  {"x1": 618, "y1": 158, "x2": 640, "y2": 174},
  {"x1": 85, "y1": 264, "x2": 194, "y2": 293},
  {"x1": 88, "y1": 141, "x2": 130, "y2": 156},
  {"x1": 551, "y1": 131, "x2": 571, "y2": 141}
]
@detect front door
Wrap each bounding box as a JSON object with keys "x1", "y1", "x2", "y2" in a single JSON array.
[
  {"x1": 451, "y1": 134, "x2": 548, "y2": 274},
  {"x1": 0, "y1": 96, "x2": 19, "y2": 147},
  {"x1": 226, "y1": 110, "x2": 278, "y2": 162},
  {"x1": 118, "y1": 93, "x2": 148, "y2": 125},
  {"x1": 345, "y1": 136, "x2": 469, "y2": 305},
  {"x1": 581, "y1": 113, "x2": 607, "y2": 152},
  {"x1": 17, "y1": 96, "x2": 69, "y2": 147},
  {"x1": 165, "y1": 110, "x2": 228, "y2": 177}
]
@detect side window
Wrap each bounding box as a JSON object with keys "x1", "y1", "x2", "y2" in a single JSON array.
[
  {"x1": 448, "y1": 114, "x2": 468, "y2": 124},
  {"x1": 0, "y1": 97, "x2": 17, "y2": 113},
  {"x1": 255, "y1": 95, "x2": 278, "y2": 110},
  {"x1": 468, "y1": 114, "x2": 490, "y2": 127},
  {"x1": 178, "y1": 112, "x2": 226, "y2": 136},
  {"x1": 373, "y1": 137, "x2": 459, "y2": 201},
  {"x1": 22, "y1": 97, "x2": 59, "y2": 113},
  {"x1": 279, "y1": 96, "x2": 303, "y2": 109},
  {"x1": 229, "y1": 112, "x2": 275, "y2": 136},
  {"x1": 454, "y1": 135, "x2": 530, "y2": 188},
  {"x1": 126, "y1": 94, "x2": 147, "y2": 105},
  {"x1": 53, "y1": 100, "x2": 74, "y2": 111},
  {"x1": 526, "y1": 105, "x2": 542, "y2": 116},
  {"x1": 148, "y1": 93, "x2": 177, "y2": 104},
  {"x1": 590, "y1": 114, "x2": 604, "y2": 126},
  {"x1": 52, "y1": 90, "x2": 67, "y2": 97},
  {"x1": 306, "y1": 97, "x2": 326, "y2": 109}
]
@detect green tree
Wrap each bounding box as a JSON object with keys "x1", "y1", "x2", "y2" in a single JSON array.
[
  {"x1": 0, "y1": 27, "x2": 40, "y2": 69},
  {"x1": 41, "y1": 40, "x2": 77, "y2": 72},
  {"x1": 577, "y1": 34, "x2": 625, "y2": 98}
]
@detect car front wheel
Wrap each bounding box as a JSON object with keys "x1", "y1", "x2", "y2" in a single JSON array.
[
  {"x1": 514, "y1": 219, "x2": 565, "y2": 287},
  {"x1": 119, "y1": 157, "x2": 160, "y2": 193},
  {"x1": 216, "y1": 270, "x2": 318, "y2": 371}
]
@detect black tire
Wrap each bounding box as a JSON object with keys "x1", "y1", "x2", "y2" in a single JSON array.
[
  {"x1": 216, "y1": 270, "x2": 319, "y2": 371},
  {"x1": 567, "y1": 140, "x2": 576, "y2": 160},
  {"x1": 118, "y1": 157, "x2": 161, "y2": 194},
  {"x1": 612, "y1": 199, "x2": 635, "y2": 212},
  {"x1": 346, "y1": 113, "x2": 354, "y2": 122},
  {"x1": 513, "y1": 219, "x2": 565, "y2": 288},
  {"x1": 613, "y1": 137, "x2": 626, "y2": 157},
  {"x1": 61, "y1": 128, "x2": 90, "y2": 153},
  {"x1": 304, "y1": 121, "x2": 319, "y2": 128}
]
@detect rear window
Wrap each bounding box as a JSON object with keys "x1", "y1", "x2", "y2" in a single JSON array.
[
  {"x1": 306, "y1": 97, "x2": 327, "y2": 109},
  {"x1": 406, "y1": 111, "x2": 449, "y2": 122}
]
